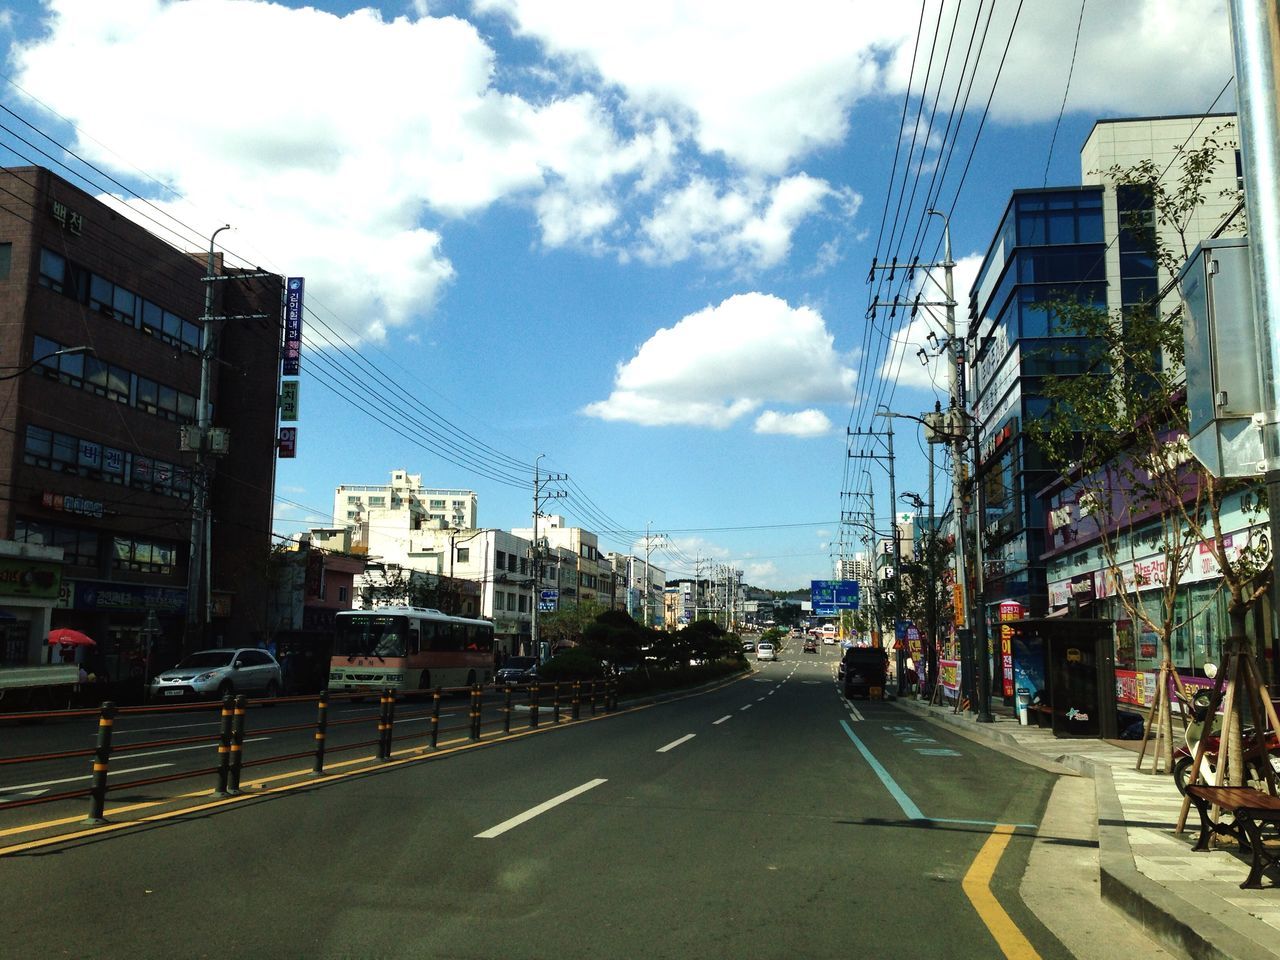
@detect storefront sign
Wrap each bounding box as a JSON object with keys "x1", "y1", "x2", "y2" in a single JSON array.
[
  {"x1": 279, "y1": 380, "x2": 299, "y2": 421},
  {"x1": 278, "y1": 427, "x2": 297, "y2": 458},
  {"x1": 42, "y1": 490, "x2": 104, "y2": 519},
  {"x1": 283, "y1": 277, "x2": 304, "y2": 376},
  {"x1": 998, "y1": 600, "x2": 1024, "y2": 699},
  {"x1": 70, "y1": 580, "x2": 186, "y2": 613},
  {"x1": 0, "y1": 558, "x2": 61, "y2": 598},
  {"x1": 939, "y1": 659, "x2": 961, "y2": 693}
]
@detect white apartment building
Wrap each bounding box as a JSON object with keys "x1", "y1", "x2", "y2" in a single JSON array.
[{"x1": 334, "y1": 469, "x2": 478, "y2": 533}]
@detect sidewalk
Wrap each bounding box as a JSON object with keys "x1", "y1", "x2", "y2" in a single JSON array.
[{"x1": 894, "y1": 695, "x2": 1280, "y2": 960}]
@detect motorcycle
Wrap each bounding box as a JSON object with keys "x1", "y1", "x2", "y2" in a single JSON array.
[{"x1": 1172, "y1": 688, "x2": 1280, "y2": 794}]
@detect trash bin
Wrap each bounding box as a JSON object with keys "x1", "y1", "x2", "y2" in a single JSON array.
[{"x1": 1015, "y1": 687, "x2": 1032, "y2": 726}]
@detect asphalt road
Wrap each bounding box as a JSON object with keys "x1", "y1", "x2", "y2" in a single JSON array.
[{"x1": 4, "y1": 647, "x2": 1086, "y2": 959}]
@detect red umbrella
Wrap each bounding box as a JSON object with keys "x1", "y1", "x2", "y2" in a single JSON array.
[{"x1": 47, "y1": 628, "x2": 96, "y2": 647}]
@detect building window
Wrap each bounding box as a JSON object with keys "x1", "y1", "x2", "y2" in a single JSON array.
[
  {"x1": 112, "y1": 536, "x2": 177, "y2": 575},
  {"x1": 338, "y1": 586, "x2": 348, "y2": 603},
  {"x1": 518, "y1": 594, "x2": 528, "y2": 613},
  {"x1": 429, "y1": 499, "x2": 446, "y2": 509},
  {"x1": 456, "y1": 547, "x2": 470, "y2": 564},
  {"x1": 0, "y1": 242, "x2": 10, "y2": 281},
  {"x1": 15, "y1": 519, "x2": 98, "y2": 567}
]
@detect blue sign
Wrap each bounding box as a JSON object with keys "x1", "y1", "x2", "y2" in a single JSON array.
[
  {"x1": 811, "y1": 579, "x2": 859, "y2": 615},
  {"x1": 283, "y1": 277, "x2": 304, "y2": 376}
]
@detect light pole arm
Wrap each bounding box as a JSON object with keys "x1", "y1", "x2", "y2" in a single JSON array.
[{"x1": 0, "y1": 345, "x2": 94, "y2": 381}]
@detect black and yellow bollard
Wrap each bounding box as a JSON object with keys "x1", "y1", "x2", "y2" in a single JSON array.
[
  {"x1": 214, "y1": 693, "x2": 235, "y2": 796},
  {"x1": 503, "y1": 686, "x2": 512, "y2": 734},
  {"x1": 552, "y1": 682, "x2": 561, "y2": 724},
  {"x1": 312, "y1": 689, "x2": 330, "y2": 775},
  {"x1": 571, "y1": 680, "x2": 581, "y2": 721},
  {"x1": 469, "y1": 685, "x2": 482, "y2": 740},
  {"x1": 84, "y1": 700, "x2": 117, "y2": 824},
  {"x1": 590, "y1": 679, "x2": 598, "y2": 715},
  {"x1": 227, "y1": 695, "x2": 247, "y2": 794},
  {"x1": 377, "y1": 688, "x2": 393, "y2": 761},
  {"x1": 529, "y1": 683, "x2": 540, "y2": 729},
  {"x1": 430, "y1": 687, "x2": 442, "y2": 748}
]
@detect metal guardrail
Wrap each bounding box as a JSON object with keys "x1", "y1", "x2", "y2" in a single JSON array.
[{"x1": 0, "y1": 678, "x2": 619, "y2": 826}]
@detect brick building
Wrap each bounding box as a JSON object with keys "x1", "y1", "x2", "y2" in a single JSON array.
[{"x1": 0, "y1": 166, "x2": 283, "y2": 690}]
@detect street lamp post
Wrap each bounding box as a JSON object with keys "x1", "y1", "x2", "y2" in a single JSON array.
[{"x1": 0, "y1": 345, "x2": 95, "y2": 380}]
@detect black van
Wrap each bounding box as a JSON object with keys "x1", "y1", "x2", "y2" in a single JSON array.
[{"x1": 841, "y1": 646, "x2": 888, "y2": 699}]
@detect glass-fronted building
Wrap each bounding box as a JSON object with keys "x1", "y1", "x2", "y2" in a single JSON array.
[{"x1": 967, "y1": 186, "x2": 1107, "y2": 616}]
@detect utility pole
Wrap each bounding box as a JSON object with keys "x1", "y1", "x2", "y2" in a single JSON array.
[
  {"x1": 639, "y1": 523, "x2": 665, "y2": 629},
  {"x1": 1228, "y1": 1, "x2": 1280, "y2": 676},
  {"x1": 531, "y1": 455, "x2": 566, "y2": 660},
  {"x1": 184, "y1": 226, "x2": 273, "y2": 652}
]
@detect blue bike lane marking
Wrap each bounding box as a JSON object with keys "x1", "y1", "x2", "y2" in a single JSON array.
[{"x1": 839, "y1": 720, "x2": 1038, "y2": 829}]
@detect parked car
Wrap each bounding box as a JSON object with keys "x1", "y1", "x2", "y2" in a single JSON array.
[
  {"x1": 756, "y1": 642, "x2": 777, "y2": 662},
  {"x1": 148, "y1": 648, "x2": 282, "y2": 701},
  {"x1": 742, "y1": 641, "x2": 756, "y2": 653},
  {"x1": 803, "y1": 639, "x2": 818, "y2": 653},
  {"x1": 495, "y1": 656, "x2": 538, "y2": 685},
  {"x1": 841, "y1": 646, "x2": 889, "y2": 699}
]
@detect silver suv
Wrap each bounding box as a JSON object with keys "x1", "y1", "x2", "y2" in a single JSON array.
[{"x1": 149, "y1": 648, "x2": 283, "y2": 701}]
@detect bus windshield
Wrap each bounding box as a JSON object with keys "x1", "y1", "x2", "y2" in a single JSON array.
[{"x1": 335, "y1": 614, "x2": 409, "y2": 658}]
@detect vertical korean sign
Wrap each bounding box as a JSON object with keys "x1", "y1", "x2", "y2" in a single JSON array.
[
  {"x1": 998, "y1": 600, "x2": 1023, "y2": 699},
  {"x1": 283, "y1": 278, "x2": 303, "y2": 376}
]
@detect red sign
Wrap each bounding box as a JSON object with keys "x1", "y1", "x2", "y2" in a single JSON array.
[
  {"x1": 998, "y1": 600, "x2": 1024, "y2": 699},
  {"x1": 278, "y1": 427, "x2": 297, "y2": 459}
]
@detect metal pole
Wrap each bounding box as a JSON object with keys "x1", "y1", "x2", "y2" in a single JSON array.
[
  {"x1": 1228, "y1": 0, "x2": 1280, "y2": 677},
  {"x1": 884, "y1": 420, "x2": 905, "y2": 693},
  {"x1": 927, "y1": 437, "x2": 938, "y2": 694},
  {"x1": 973, "y1": 416, "x2": 994, "y2": 722},
  {"x1": 532, "y1": 455, "x2": 542, "y2": 660},
  {"x1": 84, "y1": 701, "x2": 117, "y2": 824},
  {"x1": 311, "y1": 689, "x2": 329, "y2": 775},
  {"x1": 186, "y1": 225, "x2": 230, "y2": 650}
]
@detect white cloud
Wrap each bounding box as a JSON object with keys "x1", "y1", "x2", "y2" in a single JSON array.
[
  {"x1": 637, "y1": 174, "x2": 854, "y2": 270},
  {"x1": 883, "y1": 1, "x2": 1232, "y2": 124},
  {"x1": 584, "y1": 292, "x2": 855, "y2": 427},
  {"x1": 754, "y1": 409, "x2": 832, "y2": 437},
  {"x1": 475, "y1": 0, "x2": 908, "y2": 174},
  {"x1": 744, "y1": 561, "x2": 780, "y2": 583}
]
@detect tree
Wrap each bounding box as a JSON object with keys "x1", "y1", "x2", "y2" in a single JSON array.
[
  {"x1": 537, "y1": 599, "x2": 606, "y2": 649},
  {"x1": 1028, "y1": 126, "x2": 1266, "y2": 778}
]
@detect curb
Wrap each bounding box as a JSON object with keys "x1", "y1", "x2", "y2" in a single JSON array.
[{"x1": 897, "y1": 697, "x2": 1278, "y2": 960}]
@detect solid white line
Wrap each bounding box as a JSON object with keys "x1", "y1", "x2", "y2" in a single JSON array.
[
  {"x1": 713, "y1": 715, "x2": 732, "y2": 725},
  {"x1": 657, "y1": 733, "x2": 696, "y2": 753},
  {"x1": 475, "y1": 778, "x2": 608, "y2": 838},
  {"x1": 106, "y1": 719, "x2": 223, "y2": 736},
  {"x1": 2, "y1": 763, "x2": 174, "y2": 792},
  {"x1": 120, "y1": 737, "x2": 269, "y2": 761}
]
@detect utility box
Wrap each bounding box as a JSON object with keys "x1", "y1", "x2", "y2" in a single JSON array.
[{"x1": 1179, "y1": 237, "x2": 1263, "y2": 478}]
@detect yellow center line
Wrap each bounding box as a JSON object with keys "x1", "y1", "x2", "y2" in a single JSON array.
[{"x1": 961, "y1": 824, "x2": 1041, "y2": 960}]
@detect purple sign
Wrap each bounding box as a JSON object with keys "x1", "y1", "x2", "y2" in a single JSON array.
[{"x1": 283, "y1": 277, "x2": 304, "y2": 376}]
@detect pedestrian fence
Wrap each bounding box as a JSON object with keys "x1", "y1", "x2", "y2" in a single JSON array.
[{"x1": 0, "y1": 678, "x2": 619, "y2": 825}]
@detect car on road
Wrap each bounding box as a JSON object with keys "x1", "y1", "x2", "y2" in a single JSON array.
[
  {"x1": 148, "y1": 648, "x2": 283, "y2": 701},
  {"x1": 803, "y1": 639, "x2": 817, "y2": 653},
  {"x1": 756, "y1": 642, "x2": 777, "y2": 662},
  {"x1": 840, "y1": 646, "x2": 889, "y2": 699},
  {"x1": 495, "y1": 656, "x2": 538, "y2": 685},
  {"x1": 742, "y1": 641, "x2": 756, "y2": 653}
]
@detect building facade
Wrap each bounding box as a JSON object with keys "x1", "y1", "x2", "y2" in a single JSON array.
[
  {"x1": 0, "y1": 167, "x2": 281, "y2": 685},
  {"x1": 334, "y1": 469, "x2": 478, "y2": 533}
]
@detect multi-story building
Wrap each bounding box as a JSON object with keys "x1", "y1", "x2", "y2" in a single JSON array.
[
  {"x1": 966, "y1": 115, "x2": 1240, "y2": 619},
  {"x1": 606, "y1": 552, "x2": 667, "y2": 628},
  {"x1": 0, "y1": 166, "x2": 282, "y2": 684},
  {"x1": 512, "y1": 515, "x2": 613, "y2": 610},
  {"x1": 334, "y1": 469, "x2": 477, "y2": 534}
]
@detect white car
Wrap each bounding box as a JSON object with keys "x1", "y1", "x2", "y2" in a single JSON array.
[{"x1": 756, "y1": 642, "x2": 777, "y2": 662}]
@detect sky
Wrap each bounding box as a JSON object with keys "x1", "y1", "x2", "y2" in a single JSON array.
[{"x1": 0, "y1": 0, "x2": 1236, "y2": 589}]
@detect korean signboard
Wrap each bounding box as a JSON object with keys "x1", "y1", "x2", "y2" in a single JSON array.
[
  {"x1": 283, "y1": 277, "x2": 304, "y2": 376},
  {"x1": 279, "y1": 380, "x2": 299, "y2": 421},
  {"x1": 998, "y1": 600, "x2": 1024, "y2": 699},
  {"x1": 810, "y1": 579, "x2": 860, "y2": 616},
  {"x1": 278, "y1": 427, "x2": 297, "y2": 459}
]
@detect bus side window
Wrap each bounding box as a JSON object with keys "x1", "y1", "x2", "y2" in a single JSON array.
[
  {"x1": 420, "y1": 622, "x2": 435, "y2": 652},
  {"x1": 464, "y1": 625, "x2": 479, "y2": 651},
  {"x1": 407, "y1": 628, "x2": 420, "y2": 655}
]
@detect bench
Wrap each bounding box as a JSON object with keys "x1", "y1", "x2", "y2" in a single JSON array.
[{"x1": 1185, "y1": 784, "x2": 1280, "y2": 889}]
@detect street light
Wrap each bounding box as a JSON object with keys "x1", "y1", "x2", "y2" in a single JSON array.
[{"x1": 0, "y1": 345, "x2": 95, "y2": 380}]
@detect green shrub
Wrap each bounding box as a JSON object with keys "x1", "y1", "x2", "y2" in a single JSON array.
[{"x1": 539, "y1": 646, "x2": 605, "y2": 680}]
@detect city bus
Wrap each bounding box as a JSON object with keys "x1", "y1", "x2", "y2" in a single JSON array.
[{"x1": 328, "y1": 606, "x2": 496, "y2": 694}]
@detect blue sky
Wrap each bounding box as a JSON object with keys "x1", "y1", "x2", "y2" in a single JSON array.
[{"x1": 0, "y1": 0, "x2": 1234, "y2": 588}]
